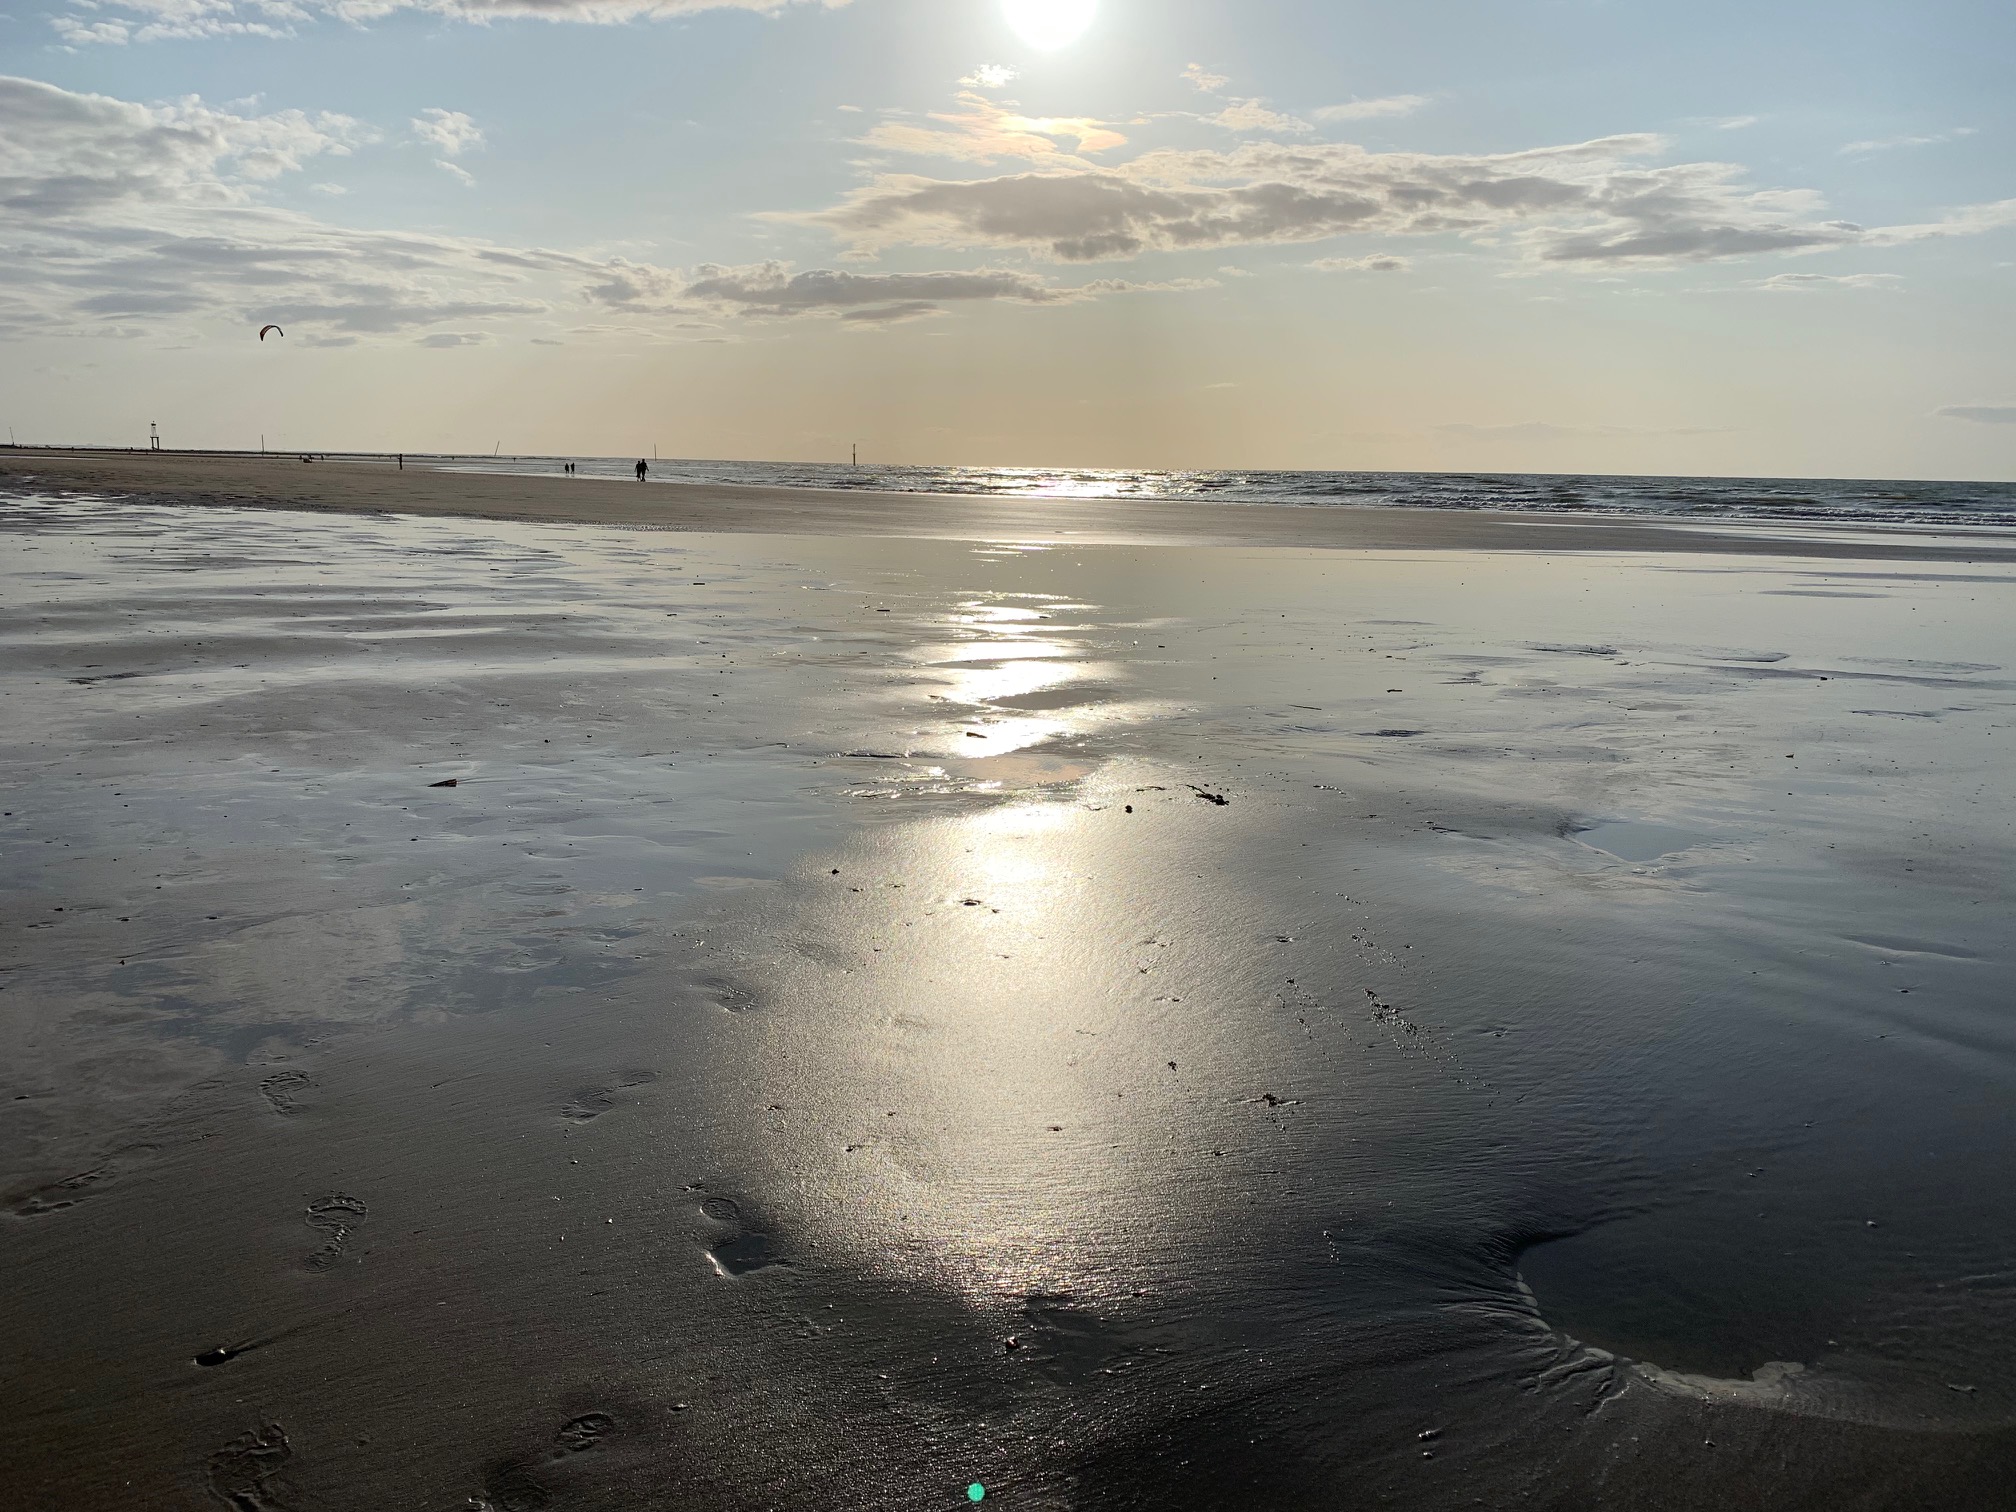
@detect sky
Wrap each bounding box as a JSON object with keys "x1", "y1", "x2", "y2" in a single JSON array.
[{"x1": 2, "y1": 0, "x2": 2014, "y2": 478}]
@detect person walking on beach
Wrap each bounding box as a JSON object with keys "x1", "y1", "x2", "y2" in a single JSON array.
[{"x1": 635, "y1": 459, "x2": 648, "y2": 481}]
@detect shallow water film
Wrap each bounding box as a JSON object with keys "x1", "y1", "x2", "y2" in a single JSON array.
[{"x1": 4, "y1": 496, "x2": 2016, "y2": 1510}]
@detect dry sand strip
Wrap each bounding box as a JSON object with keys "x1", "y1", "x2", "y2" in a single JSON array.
[{"x1": 5, "y1": 447, "x2": 2012, "y2": 561}]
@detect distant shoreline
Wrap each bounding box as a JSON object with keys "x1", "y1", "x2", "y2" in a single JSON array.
[
  {"x1": 5, "y1": 442, "x2": 2014, "y2": 494},
  {"x1": 4, "y1": 446, "x2": 2013, "y2": 563}
]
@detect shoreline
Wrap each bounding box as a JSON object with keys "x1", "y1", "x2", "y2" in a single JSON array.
[{"x1": 6, "y1": 447, "x2": 2014, "y2": 562}]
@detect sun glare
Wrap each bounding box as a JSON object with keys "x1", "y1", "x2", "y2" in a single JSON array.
[{"x1": 1002, "y1": 0, "x2": 1096, "y2": 52}]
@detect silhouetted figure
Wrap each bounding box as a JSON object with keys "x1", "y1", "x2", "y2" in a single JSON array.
[{"x1": 635, "y1": 459, "x2": 648, "y2": 481}]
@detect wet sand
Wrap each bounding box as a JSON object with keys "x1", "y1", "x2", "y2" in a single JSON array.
[{"x1": 3, "y1": 491, "x2": 2015, "y2": 1510}]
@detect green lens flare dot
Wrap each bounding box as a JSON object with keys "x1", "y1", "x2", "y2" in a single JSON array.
[{"x1": 967, "y1": 1485, "x2": 986, "y2": 1503}]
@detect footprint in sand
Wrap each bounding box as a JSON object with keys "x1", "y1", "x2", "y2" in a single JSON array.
[
  {"x1": 560, "y1": 1071, "x2": 658, "y2": 1122},
  {"x1": 5, "y1": 1164, "x2": 111, "y2": 1217},
  {"x1": 258, "y1": 1070, "x2": 314, "y2": 1116},
  {"x1": 3, "y1": 1140, "x2": 159, "y2": 1217},
  {"x1": 207, "y1": 1423, "x2": 292, "y2": 1511},
  {"x1": 471, "y1": 1412, "x2": 620, "y2": 1510},
  {"x1": 706, "y1": 976, "x2": 760, "y2": 1014},
  {"x1": 303, "y1": 1194, "x2": 367, "y2": 1271},
  {"x1": 553, "y1": 1413, "x2": 616, "y2": 1455},
  {"x1": 696, "y1": 1191, "x2": 788, "y2": 1276}
]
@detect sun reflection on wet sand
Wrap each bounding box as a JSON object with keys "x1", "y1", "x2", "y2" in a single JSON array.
[
  {"x1": 884, "y1": 571, "x2": 1176, "y2": 795},
  {"x1": 777, "y1": 797, "x2": 1187, "y2": 1314},
  {"x1": 732, "y1": 558, "x2": 1222, "y2": 1310}
]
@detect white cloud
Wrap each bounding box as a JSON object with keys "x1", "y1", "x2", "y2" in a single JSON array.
[
  {"x1": 417, "y1": 330, "x2": 490, "y2": 346},
  {"x1": 411, "y1": 107, "x2": 482, "y2": 157},
  {"x1": 1841, "y1": 127, "x2": 1975, "y2": 155},
  {"x1": 1206, "y1": 100, "x2": 1310, "y2": 135},
  {"x1": 1748, "y1": 271, "x2": 1900, "y2": 291},
  {"x1": 0, "y1": 75, "x2": 595, "y2": 341},
  {"x1": 412, "y1": 109, "x2": 482, "y2": 187},
  {"x1": 52, "y1": 18, "x2": 135, "y2": 43},
  {"x1": 53, "y1": 0, "x2": 853, "y2": 45},
  {"x1": 959, "y1": 64, "x2": 1018, "y2": 89},
  {"x1": 1690, "y1": 114, "x2": 1760, "y2": 131},
  {"x1": 1071, "y1": 275, "x2": 1221, "y2": 295},
  {"x1": 1181, "y1": 63, "x2": 1229, "y2": 94},
  {"x1": 0, "y1": 75, "x2": 366, "y2": 214},
  {"x1": 858, "y1": 92, "x2": 1125, "y2": 165},
  {"x1": 1861, "y1": 198, "x2": 2016, "y2": 245},
  {"x1": 1312, "y1": 95, "x2": 1430, "y2": 122},
  {"x1": 1938, "y1": 404, "x2": 2016, "y2": 425},
  {"x1": 1311, "y1": 254, "x2": 1410, "y2": 272}
]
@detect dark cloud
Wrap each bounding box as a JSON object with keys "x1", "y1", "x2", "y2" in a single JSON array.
[
  {"x1": 838, "y1": 301, "x2": 944, "y2": 323},
  {"x1": 583, "y1": 260, "x2": 1216, "y2": 325},
  {"x1": 680, "y1": 262, "x2": 1064, "y2": 312}
]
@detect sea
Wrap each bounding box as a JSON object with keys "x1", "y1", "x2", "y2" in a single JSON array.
[{"x1": 424, "y1": 454, "x2": 2016, "y2": 530}]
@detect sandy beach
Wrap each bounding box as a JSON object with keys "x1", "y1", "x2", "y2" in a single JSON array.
[{"x1": 4, "y1": 465, "x2": 2016, "y2": 1510}]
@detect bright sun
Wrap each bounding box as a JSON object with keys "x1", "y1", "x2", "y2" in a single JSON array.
[{"x1": 1002, "y1": 0, "x2": 1097, "y2": 52}]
